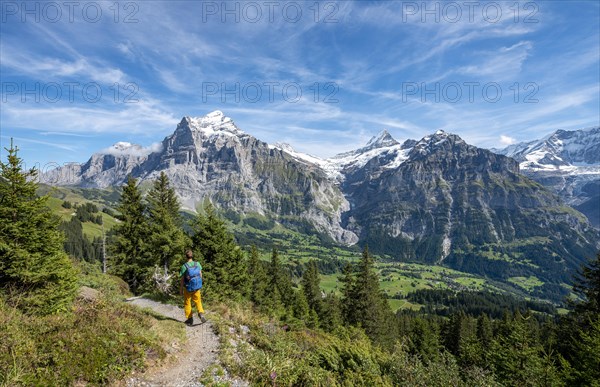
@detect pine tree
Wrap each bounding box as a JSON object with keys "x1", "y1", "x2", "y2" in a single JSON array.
[
  {"x1": 346, "y1": 246, "x2": 391, "y2": 345},
  {"x1": 301, "y1": 259, "x2": 322, "y2": 316},
  {"x1": 269, "y1": 247, "x2": 282, "y2": 287},
  {"x1": 558, "y1": 252, "x2": 600, "y2": 386},
  {"x1": 292, "y1": 289, "x2": 310, "y2": 322},
  {"x1": 275, "y1": 248, "x2": 295, "y2": 304},
  {"x1": 247, "y1": 245, "x2": 268, "y2": 307},
  {"x1": 0, "y1": 140, "x2": 78, "y2": 314},
  {"x1": 264, "y1": 247, "x2": 296, "y2": 313},
  {"x1": 191, "y1": 203, "x2": 246, "y2": 299},
  {"x1": 110, "y1": 176, "x2": 152, "y2": 294},
  {"x1": 408, "y1": 317, "x2": 440, "y2": 363},
  {"x1": 491, "y1": 311, "x2": 556, "y2": 385},
  {"x1": 339, "y1": 262, "x2": 355, "y2": 323},
  {"x1": 59, "y1": 218, "x2": 102, "y2": 262},
  {"x1": 146, "y1": 172, "x2": 189, "y2": 292},
  {"x1": 320, "y1": 292, "x2": 342, "y2": 332},
  {"x1": 572, "y1": 252, "x2": 600, "y2": 315},
  {"x1": 476, "y1": 314, "x2": 493, "y2": 348},
  {"x1": 443, "y1": 310, "x2": 470, "y2": 358}
]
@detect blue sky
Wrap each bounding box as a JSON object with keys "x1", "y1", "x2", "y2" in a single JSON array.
[{"x1": 1, "y1": 0, "x2": 599, "y2": 167}]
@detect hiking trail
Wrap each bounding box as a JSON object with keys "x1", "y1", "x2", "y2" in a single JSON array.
[{"x1": 122, "y1": 297, "x2": 246, "y2": 387}]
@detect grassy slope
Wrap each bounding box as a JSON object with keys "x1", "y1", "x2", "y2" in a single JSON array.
[
  {"x1": 42, "y1": 185, "x2": 121, "y2": 239},
  {"x1": 0, "y1": 262, "x2": 186, "y2": 386}
]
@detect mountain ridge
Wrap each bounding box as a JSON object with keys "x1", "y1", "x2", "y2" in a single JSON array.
[
  {"x1": 494, "y1": 127, "x2": 600, "y2": 227},
  {"x1": 44, "y1": 112, "x2": 600, "y2": 301}
]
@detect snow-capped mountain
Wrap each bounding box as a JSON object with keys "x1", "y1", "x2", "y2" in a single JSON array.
[
  {"x1": 496, "y1": 127, "x2": 600, "y2": 169},
  {"x1": 273, "y1": 129, "x2": 416, "y2": 181},
  {"x1": 494, "y1": 127, "x2": 600, "y2": 227},
  {"x1": 326, "y1": 130, "x2": 414, "y2": 180},
  {"x1": 45, "y1": 112, "x2": 599, "y2": 300}
]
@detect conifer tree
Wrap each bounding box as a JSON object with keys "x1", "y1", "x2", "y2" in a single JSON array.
[
  {"x1": 307, "y1": 307, "x2": 320, "y2": 329},
  {"x1": 269, "y1": 247, "x2": 282, "y2": 289},
  {"x1": 470, "y1": 314, "x2": 493, "y2": 368},
  {"x1": 192, "y1": 203, "x2": 246, "y2": 298},
  {"x1": 339, "y1": 262, "x2": 355, "y2": 323},
  {"x1": 262, "y1": 247, "x2": 297, "y2": 314},
  {"x1": 572, "y1": 252, "x2": 600, "y2": 315},
  {"x1": 110, "y1": 176, "x2": 152, "y2": 294},
  {"x1": 301, "y1": 259, "x2": 322, "y2": 317},
  {"x1": 345, "y1": 246, "x2": 392, "y2": 344},
  {"x1": 407, "y1": 317, "x2": 440, "y2": 362},
  {"x1": 247, "y1": 245, "x2": 268, "y2": 307},
  {"x1": 272, "y1": 248, "x2": 295, "y2": 306},
  {"x1": 491, "y1": 311, "x2": 555, "y2": 385},
  {"x1": 476, "y1": 314, "x2": 493, "y2": 348},
  {"x1": 146, "y1": 172, "x2": 189, "y2": 292},
  {"x1": 292, "y1": 289, "x2": 310, "y2": 321},
  {"x1": 443, "y1": 311, "x2": 470, "y2": 358},
  {"x1": 320, "y1": 292, "x2": 342, "y2": 332},
  {"x1": 0, "y1": 141, "x2": 78, "y2": 314},
  {"x1": 558, "y1": 252, "x2": 600, "y2": 385}
]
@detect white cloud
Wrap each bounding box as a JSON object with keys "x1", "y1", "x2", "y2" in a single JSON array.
[
  {"x1": 500, "y1": 135, "x2": 517, "y2": 145},
  {"x1": 100, "y1": 141, "x2": 163, "y2": 157}
]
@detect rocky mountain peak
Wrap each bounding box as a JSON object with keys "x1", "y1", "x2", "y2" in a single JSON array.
[
  {"x1": 332, "y1": 130, "x2": 400, "y2": 162},
  {"x1": 273, "y1": 142, "x2": 295, "y2": 153},
  {"x1": 44, "y1": 114, "x2": 599, "y2": 288},
  {"x1": 492, "y1": 127, "x2": 600, "y2": 227},
  {"x1": 497, "y1": 126, "x2": 600, "y2": 168},
  {"x1": 410, "y1": 130, "x2": 466, "y2": 157},
  {"x1": 365, "y1": 130, "x2": 399, "y2": 149},
  {"x1": 176, "y1": 111, "x2": 243, "y2": 138}
]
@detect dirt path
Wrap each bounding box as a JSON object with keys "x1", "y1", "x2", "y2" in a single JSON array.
[{"x1": 122, "y1": 297, "x2": 233, "y2": 387}]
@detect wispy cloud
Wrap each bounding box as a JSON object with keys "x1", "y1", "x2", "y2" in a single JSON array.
[
  {"x1": 457, "y1": 41, "x2": 533, "y2": 80},
  {"x1": 0, "y1": 135, "x2": 77, "y2": 152},
  {"x1": 1, "y1": 52, "x2": 127, "y2": 84},
  {"x1": 2, "y1": 101, "x2": 178, "y2": 135},
  {"x1": 0, "y1": 1, "x2": 598, "y2": 164}
]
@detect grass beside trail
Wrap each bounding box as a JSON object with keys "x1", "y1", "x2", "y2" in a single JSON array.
[
  {"x1": 0, "y1": 262, "x2": 186, "y2": 386},
  {"x1": 207, "y1": 300, "x2": 396, "y2": 386}
]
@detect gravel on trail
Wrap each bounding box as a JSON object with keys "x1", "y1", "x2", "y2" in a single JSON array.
[{"x1": 122, "y1": 297, "x2": 246, "y2": 387}]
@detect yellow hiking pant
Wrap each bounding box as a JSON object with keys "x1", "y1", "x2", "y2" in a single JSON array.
[{"x1": 183, "y1": 288, "x2": 204, "y2": 319}]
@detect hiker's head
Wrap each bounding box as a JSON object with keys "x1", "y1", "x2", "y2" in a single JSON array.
[{"x1": 185, "y1": 250, "x2": 193, "y2": 260}]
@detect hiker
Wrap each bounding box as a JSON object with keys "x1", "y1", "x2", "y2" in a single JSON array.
[{"x1": 179, "y1": 250, "x2": 207, "y2": 326}]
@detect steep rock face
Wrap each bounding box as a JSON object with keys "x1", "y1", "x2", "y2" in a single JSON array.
[
  {"x1": 48, "y1": 111, "x2": 356, "y2": 244},
  {"x1": 495, "y1": 127, "x2": 600, "y2": 227},
  {"x1": 80, "y1": 143, "x2": 150, "y2": 187},
  {"x1": 340, "y1": 131, "x2": 598, "y2": 296},
  {"x1": 43, "y1": 142, "x2": 150, "y2": 187}
]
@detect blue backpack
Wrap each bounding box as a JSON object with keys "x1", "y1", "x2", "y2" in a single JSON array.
[{"x1": 184, "y1": 262, "x2": 203, "y2": 292}]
